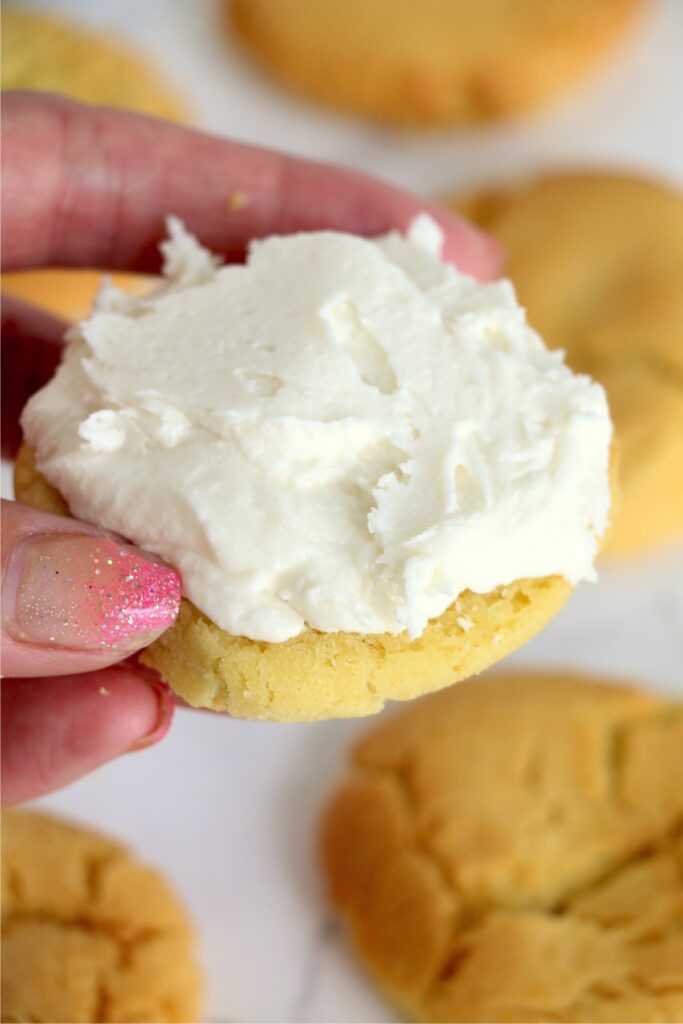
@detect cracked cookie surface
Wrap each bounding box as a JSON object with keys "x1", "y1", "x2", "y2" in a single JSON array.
[
  {"x1": 322, "y1": 671, "x2": 683, "y2": 1022},
  {"x1": 231, "y1": 0, "x2": 643, "y2": 126},
  {"x1": 452, "y1": 172, "x2": 683, "y2": 556},
  {"x1": 1, "y1": 810, "x2": 202, "y2": 1023},
  {"x1": 13, "y1": 443, "x2": 571, "y2": 721}
]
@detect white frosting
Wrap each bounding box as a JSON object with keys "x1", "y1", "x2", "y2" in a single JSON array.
[{"x1": 22, "y1": 216, "x2": 612, "y2": 642}]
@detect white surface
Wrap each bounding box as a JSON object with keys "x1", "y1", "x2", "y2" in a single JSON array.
[{"x1": 5, "y1": 1, "x2": 683, "y2": 1021}]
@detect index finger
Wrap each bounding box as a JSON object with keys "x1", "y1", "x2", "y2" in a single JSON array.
[{"x1": 1, "y1": 91, "x2": 501, "y2": 280}]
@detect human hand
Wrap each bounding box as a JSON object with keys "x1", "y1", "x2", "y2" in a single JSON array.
[{"x1": 1, "y1": 91, "x2": 502, "y2": 804}]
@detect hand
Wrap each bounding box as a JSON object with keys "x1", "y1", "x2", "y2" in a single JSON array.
[{"x1": 1, "y1": 91, "x2": 502, "y2": 804}]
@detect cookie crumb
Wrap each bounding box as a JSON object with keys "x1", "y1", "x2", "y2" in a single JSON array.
[{"x1": 227, "y1": 190, "x2": 249, "y2": 212}]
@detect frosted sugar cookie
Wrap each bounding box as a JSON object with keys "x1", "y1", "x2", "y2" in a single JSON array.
[{"x1": 16, "y1": 217, "x2": 611, "y2": 720}]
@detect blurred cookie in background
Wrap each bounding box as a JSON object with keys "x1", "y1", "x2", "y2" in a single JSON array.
[
  {"x1": 231, "y1": 0, "x2": 646, "y2": 126},
  {"x1": 322, "y1": 670, "x2": 683, "y2": 1023},
  {"x1": 2, "y1": 7, "x2": 188, "y2": 120},
  {"x1": 1, "y1": 7, "x2": 185, "y2": 323},
  {"x1": 453, "y1": 173, "x2": 683, "y2": 556},
  {"x1": 1, "y1": 809, "x2": 203, "y2": 1024}
]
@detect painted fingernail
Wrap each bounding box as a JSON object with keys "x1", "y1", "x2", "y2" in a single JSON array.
[{"x1": 4, "y1": 534, "x2": 181, "y2": 652}]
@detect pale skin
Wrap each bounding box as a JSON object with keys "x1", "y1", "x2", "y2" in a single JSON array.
[{"x1": 0, "y1": 91, "x2": 502, "y2": 804}]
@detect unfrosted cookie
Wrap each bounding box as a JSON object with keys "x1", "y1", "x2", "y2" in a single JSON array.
[
  {"x1": 1, "y1": 809, "x2": 202, "y2": 1024},
  {"x1": 322, "y1": 671, "x2": 683, "y2": 1022},
  {"x1": 1, "y1": 8, "x2": 187, "y2": 120},
  {"x1": 14, "y1": 443, "x2": 571, "y2": 722},
  {"x1": 454, "y1": 173, "x2": 683, "y2": 555},
  {"x1": 231, "y1": 0, "x2": 644, "y2": 126},
  {"x1": 1, "y1": 7, "x2": 185, "y2": 324}
]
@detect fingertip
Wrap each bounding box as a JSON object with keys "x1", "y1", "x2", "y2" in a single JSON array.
[
  {"x1": 77, "y1": 668, "x2": 174, "y2": 758},
  {"x1": 0, "y1": 667, "x2": 174, "y2": 804}
]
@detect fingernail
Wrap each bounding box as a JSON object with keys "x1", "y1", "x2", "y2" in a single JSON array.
[
  {"x1": 127, "y1": 674, "x2": 175, "y2": 752},
  {"x1": 441, "y1": 225, "x2": 505, "y2": 283},
  {"x1": 484, "y1": 234, "x2": 505, "y2": 277},
  {"x1": 4, "y1": 534, "x2": 181, "y2": 652}
]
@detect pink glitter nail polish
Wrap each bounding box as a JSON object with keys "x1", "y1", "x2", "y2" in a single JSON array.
[{"x1": 6, "y1": 534, "x2": 181, "y2": 651}]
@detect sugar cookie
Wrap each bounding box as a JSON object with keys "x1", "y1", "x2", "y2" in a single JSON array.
[
  {"x1": 14, "y1": 218, "x2": 612, "y2": 722},
  {"x1": 231, "y1": 0, "x2": 644, "y2": 126},
  {"x1": 1, "y1": 809, "x2": 202, "y2": 1023},
  {"x1": 322, "y1": 671, "x2": 683, "y2": 1022},
  {"x1": 1, "y1": 7, "x2": 185, "y2": 324},
  {"x1": 2, "y1": 8, "x2": 187, "y2": 121},
  {"x1": 453, "y1": 173, "x2": 683, "y2": 555}
]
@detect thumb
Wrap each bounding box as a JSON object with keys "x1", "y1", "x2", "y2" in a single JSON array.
[{"x1": 1, "y1": 499, "x2": 181, "y2": 678}]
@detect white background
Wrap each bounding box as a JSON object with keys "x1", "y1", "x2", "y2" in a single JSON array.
[{"x1": 4, "y1": 1, "x2": 683, "y2": 1020}]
